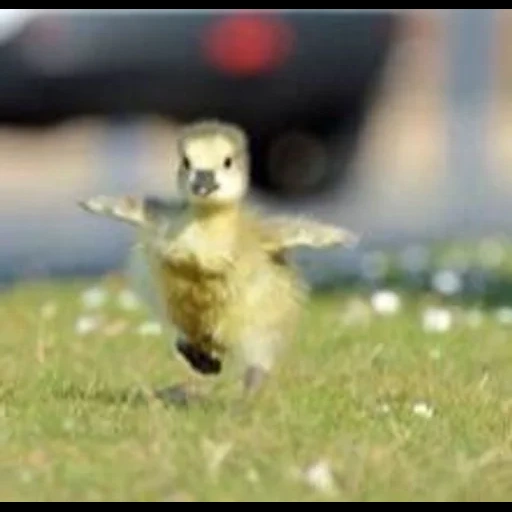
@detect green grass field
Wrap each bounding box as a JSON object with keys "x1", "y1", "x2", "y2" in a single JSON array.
[{"x1": 2, "y1": 240, "x2": 512, "y2": 501}]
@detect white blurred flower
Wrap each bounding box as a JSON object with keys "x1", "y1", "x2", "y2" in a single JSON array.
[
  {"x1": 81, "y1": 287, "x2": 108, "y2": 310},
  {"x1": 137, "y1": 321, "x2": 163, "y2": 337},
  {"x1": 412, "y1": 401, "x2": 434, "y2": 419},
  {"x1": 303, "y1": 460, "x2": 337, "y2": 495},
  {"x1": 431, "y1": 270, "x2": 463, "y2": 296},
  {"x1": 496, "y1": 307, "x2": 512, "y2": 325},
  {"x1": 370, "y1": 290, "x2": 401, "y2": 316},
  {"x1": 422, "y1": 307, "x2": 452, "y2": 333},
  {"x1": 117, "y1": 289, "x2": 140, "y2": 311},
  {"x1": 75, "y1": 315, "x2": 101, "y2": 335}
]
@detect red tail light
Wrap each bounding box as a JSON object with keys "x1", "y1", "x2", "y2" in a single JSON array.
[{"x1": 203, "y1": 13, "x2": 295, "y2": 77}]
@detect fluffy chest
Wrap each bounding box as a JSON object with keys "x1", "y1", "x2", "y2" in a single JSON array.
[
  {"x1": 150, "y1": 222, "x2": 239, "y2": 339},
  {"x1": 163, "y1": 221, "x2": 235, "y2": 275},
  {"x1": 157, "y1": 256, "x2": 230, "y2": 317}
]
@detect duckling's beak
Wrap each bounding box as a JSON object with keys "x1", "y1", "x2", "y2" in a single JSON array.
[{"x1": 190, "y1": 170, "x2": 220, "y2": 197}]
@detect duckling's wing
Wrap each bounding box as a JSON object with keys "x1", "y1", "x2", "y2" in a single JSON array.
[
  {"x1": 78, "y1": 194, "x2": 186, "y2": 228},
  {"x1": 259, "y1": 216, "x2": 359, "y2": 253},
  {"x1": 80, "y1": 194, "x2": 184, "y2": 332}
]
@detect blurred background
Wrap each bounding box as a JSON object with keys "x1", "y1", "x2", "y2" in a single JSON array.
[{"x1": 0, "y1": 9, "x2": 508, "y2": 286}]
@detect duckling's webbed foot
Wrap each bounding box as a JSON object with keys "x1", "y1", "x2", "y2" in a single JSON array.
[
  {"x1": 176, "y1": 338, "x2": 222, "y2": 375},
  {"x1": 154, "y1": 384, "x2": 194, "y2": 407}
]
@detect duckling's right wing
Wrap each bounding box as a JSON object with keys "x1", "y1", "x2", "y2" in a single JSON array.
[{"x1": 258, "y1": 215, "x2": 360, "y2": 254}]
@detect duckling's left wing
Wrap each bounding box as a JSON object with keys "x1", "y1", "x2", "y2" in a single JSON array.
[
  {"x1": 78, "y1": 194, "x2": 186, "y2": 228},
  {"x1": 258, "y1": 216, "x2": 360, "y2": 253}
]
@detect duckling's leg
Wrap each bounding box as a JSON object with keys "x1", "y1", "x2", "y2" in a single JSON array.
[
  {"x1": 243, "y1": 365, "x2": 269, "y2": 396},
  {"x1": 154, "y1": 336, "x2": 221, "y2": 407},
  {"x1": 238, "y1": 334, "x2": 277, "y2": 397}
]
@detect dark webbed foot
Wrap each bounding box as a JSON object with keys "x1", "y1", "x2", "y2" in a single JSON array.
[
  {"x1": 176, "y1": 338, "x2": 222, "y2": 375},
  {"x1": 153, "y1": 384, "x2": 199, "y2": 407}
]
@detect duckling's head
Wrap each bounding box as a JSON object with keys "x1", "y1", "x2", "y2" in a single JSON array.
[{"x1": 176, "y1": 120, "x2": 250, "y2": 208}]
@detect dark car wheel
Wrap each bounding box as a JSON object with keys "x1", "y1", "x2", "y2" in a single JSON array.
[{"x1": 249, "y1": 116, "x2": 363, "y2": 200}]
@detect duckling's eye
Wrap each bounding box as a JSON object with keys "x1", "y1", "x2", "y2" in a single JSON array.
[
  {"x1": 182, "y1": 156, "x2": 191, "y2": 170},
  {"x1": 223, "y1": 156, "x2": 233, "y2": 169}
]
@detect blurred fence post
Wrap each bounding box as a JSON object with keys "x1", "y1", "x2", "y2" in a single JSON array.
[{"x1": 444, "y1": 9, "x2": 495, "y2": 236}]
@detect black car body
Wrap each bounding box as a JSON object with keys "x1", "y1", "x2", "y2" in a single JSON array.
[{"x1": 0, "y1": 9, "x2": 400, "y2": 198}]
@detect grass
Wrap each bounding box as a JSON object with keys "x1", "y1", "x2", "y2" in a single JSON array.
[{"x1": 2, "y1": 240, "x2": 512, "y2": 501}]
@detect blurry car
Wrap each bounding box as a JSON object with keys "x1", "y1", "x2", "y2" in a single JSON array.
[{"x1": 0, "y1": 9, "x2": 399, "y2": 200}]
